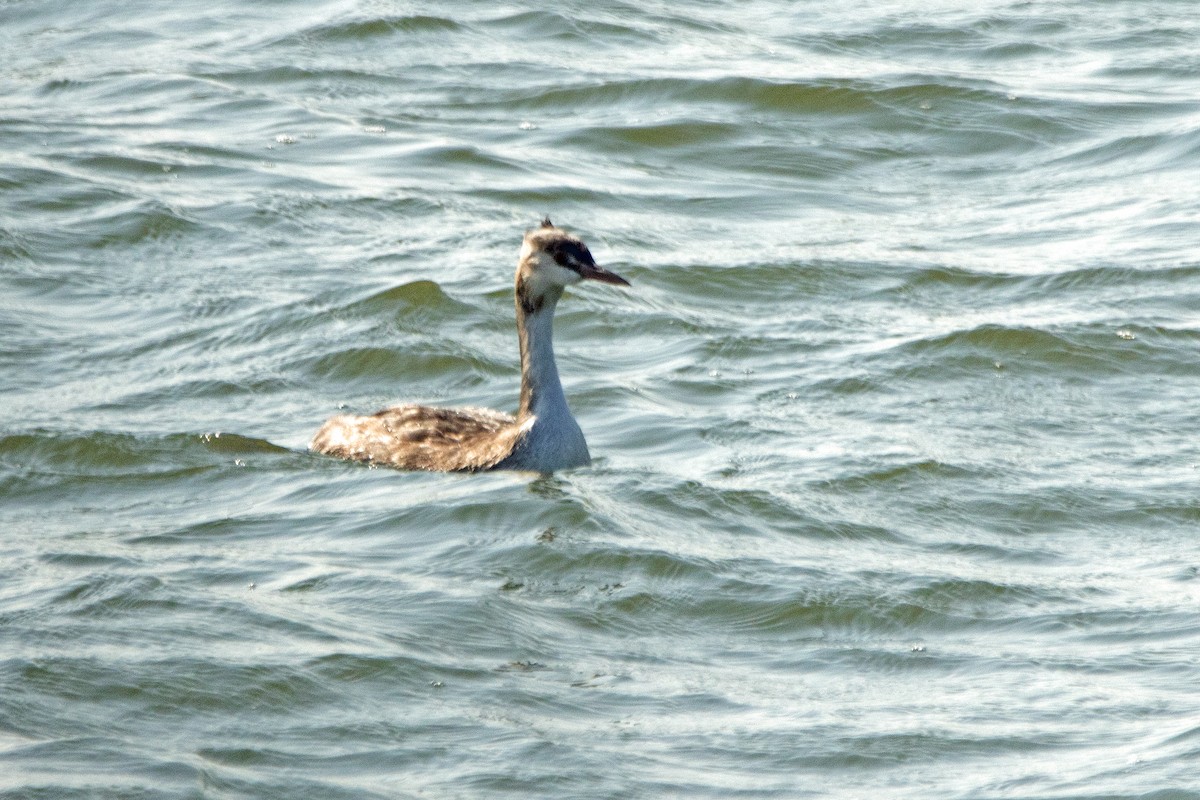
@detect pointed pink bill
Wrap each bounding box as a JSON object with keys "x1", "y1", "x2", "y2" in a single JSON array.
[{"x1": 579, "y1": 262, "x2": 631, "y2": 286}]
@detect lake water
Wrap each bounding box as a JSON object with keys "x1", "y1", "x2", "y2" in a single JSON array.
[{"x1": 2, "y1": 1, "x2": 1199, "y2": 797}]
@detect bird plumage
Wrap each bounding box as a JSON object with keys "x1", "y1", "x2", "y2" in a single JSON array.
[{"x1": 310, "y1": 219, "x2": 629, "y2": 473}]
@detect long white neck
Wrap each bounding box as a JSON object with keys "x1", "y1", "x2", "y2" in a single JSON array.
[
  {"x1": 509, "y1": 288, "x2": 590, "y2": 470},
  {"x1": 517, "y1": 291, "x2": 570, "y2": 421}
]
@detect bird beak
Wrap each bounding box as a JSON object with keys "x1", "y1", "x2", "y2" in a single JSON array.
[{"x1": 580, "y1": 263, "x2": 631, "y2": 286}]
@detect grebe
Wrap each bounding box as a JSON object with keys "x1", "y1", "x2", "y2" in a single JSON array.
[{"x1": 310, "y1": 218, "x2": 630, "y2": 472}]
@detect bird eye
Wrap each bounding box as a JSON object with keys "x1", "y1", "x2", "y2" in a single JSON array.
[{"x1": 549, "y1": 240, "x2": 593, "y2": 272}]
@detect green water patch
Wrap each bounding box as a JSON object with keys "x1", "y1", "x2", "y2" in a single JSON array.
[
  {"x1": 331, "y1": 280, "x2": 475, "y2": 324},
  {"x1": 652, "y1": 259, "x2": 868, "y2": 307},
  {"x1": 489, "y1": 540, "x2": 725, "y2": 591},
  {"x1": 116, "y1": 281, "x2": 474, "y2": 372},
  {"x1": 300, "y1": 345, "x2": 501, "y2": 387},
  {"x1": 883, "y1": 264, "x2": 1027, "y2": 297},
  {"x1": 891, "y1": 262, "x2": 1200, "y2": 297},
  {"x1": 479, "y1": 9, "x2": 662, "y2": 44},
  {"x1": 1049, "y1": 127, "x2": 1200, "y2": 173},
  {"x1": 874, "y1": 323, "x2": 1153, "y2": 378},
  {"x1": 904, "y1": 576, "x2": 1084, "y2": 618},
  {"x1": 561, "y1": 565, "x2": 1008, "y2": 643},
  {"x1": 510, "y1": 76, "x2": 874, "y2": 114},
  {"x1": 299, "y1": 14, "x2": 462, "y2": 43},
  {"x1": 72, "y1": 153, "x2": 186, "y2": 180},
  {"x1": 563, "y1": 120, "x2": 745, "y2": 153},
  {"x1": 3, "y1": 166, "x2": 133, "y2": 215},
  {"x1": 400, "y1": 142, "x2": 524, "y2": 175},
  {"x1": 125, "y1": 511, "x2": 333, "y2": 546},
  {"x1": 821, "y1": 458, "x2": 980, "y2": 494},
  {"x1": 0, "y1": 430, "x2": 291, "y2": 496},
  {"x1": 16, "y1": 656, "x2": 341, "y2": 717},
  {"x1": 1, "y1": 162, "x2": 206, "y2": 251},
  {"x1": 88, "y1": 377, "x2": 300, "y2": 410},
  {"x1": 48, "y1": 573, "x2": 177, "y2": 620},
  {"x1": 58, "y1": 198, "x2": 205, "y2": 251},
  {"x1": 199, "y1": 65, "x2": 406, "y2": 92},
  {"x1": 461, "y1": 183, "x2": 617, "y2": 208}
]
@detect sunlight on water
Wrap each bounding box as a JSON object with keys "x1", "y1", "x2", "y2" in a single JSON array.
[{"x1": 2, "y1": 1, "x2": 1200, "y2": 798}]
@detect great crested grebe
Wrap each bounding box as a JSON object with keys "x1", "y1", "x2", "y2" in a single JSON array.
[{"x1": 310, "y1": 218, "x2": 629, "y2": 473}]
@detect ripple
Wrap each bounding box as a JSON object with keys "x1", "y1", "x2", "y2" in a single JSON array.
[
  {"x1": 1051, "y1": 126, "x2": 1200, "y2": 172},
  {"x1": 822, "y1": 459, "x2": 980, "y2": 492},
  {"x1": 5, "y1": 1, "x2": 1200, "y2": 797},
  {"x1": 300, "y1": 15, "x2": 463, "y2": 43},
  {"x1": 299, "y1": 345, "x2": 502, "y2": 387},
  {"x1": 879, "y1": 323, "x2": 1145, "y2": 376},
  {"x1": 564, "y1": 120, "x2": 744, "y2": 152},
  {"x1": 480, "y1": 9, "x2": 660, "y2": 43},
  {"x1": 19, "y1": 656, "x2": 339, "y2": 715},
  {"x1": 0, "y1": 430, "x2": 293, "y2": 503},
  {"x1": 341, "y1": 280, "x2": 465, "y2": 316}
]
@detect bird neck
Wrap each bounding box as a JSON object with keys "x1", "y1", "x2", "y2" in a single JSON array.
[{"x1": 515, "y1": 287, "x2": 569, "y2": 421}]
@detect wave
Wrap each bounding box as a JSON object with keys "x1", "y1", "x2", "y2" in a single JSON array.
[
  {"x1": 862, "y1": 322, "x2": 1192, "y2": 378},
  {"x1": 299, "y1": 15, "x2": 463, "y2": 43},
  {"x1": 0, "y1": 429, "x2": 292, "y2": 488}
]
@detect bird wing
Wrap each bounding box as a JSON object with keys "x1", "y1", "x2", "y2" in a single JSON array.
[{"x1": 310, "y1": 403, "x2": 527, "y2": 472}]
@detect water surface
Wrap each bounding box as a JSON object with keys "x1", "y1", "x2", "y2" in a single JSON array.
[{"x1": 3, "y1": 1, "x2": 1200, "y2": 797}]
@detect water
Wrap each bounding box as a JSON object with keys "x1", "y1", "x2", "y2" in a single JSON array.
[{"x1": 2, "y1": 1, "x2": 1199, "y2": 797}]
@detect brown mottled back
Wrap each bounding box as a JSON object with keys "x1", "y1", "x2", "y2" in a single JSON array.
[{"x1": 310, "y1": 404, "x2": 528, "y2": 472}]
